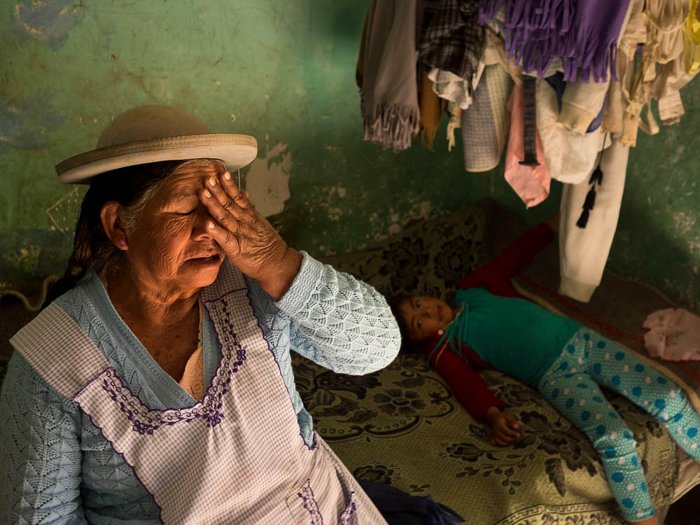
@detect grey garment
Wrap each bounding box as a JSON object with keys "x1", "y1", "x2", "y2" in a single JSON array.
[{"x1": 359, "y1": 0, "x2": 421, "y2": 151}]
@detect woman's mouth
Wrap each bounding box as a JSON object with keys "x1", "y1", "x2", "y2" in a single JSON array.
[{"x1": 188, "y1": 254, "x2": 222, "y2": 265}]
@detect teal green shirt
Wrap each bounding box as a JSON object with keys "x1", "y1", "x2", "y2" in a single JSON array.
[{"x1": 449, "y1": 288, "x2": 580, "y2": 386}]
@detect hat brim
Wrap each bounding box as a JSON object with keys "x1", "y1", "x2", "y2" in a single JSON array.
[{"x1": 56, "y1": 134, "x2": 258, "y2": 184}]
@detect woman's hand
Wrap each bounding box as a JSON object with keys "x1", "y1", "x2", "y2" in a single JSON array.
[
  {"x1": 199, "y1": 171, "x2": 301, "y2": 300},
  {"x1": 484, "y1": 406, "x2": 521, "y2": 446}
]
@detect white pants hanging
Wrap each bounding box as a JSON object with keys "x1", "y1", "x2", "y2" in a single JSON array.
[{"x1": 559, "y1": 135, "x2": 630, "y2": 302}]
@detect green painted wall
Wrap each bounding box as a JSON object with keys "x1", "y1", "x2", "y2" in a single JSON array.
[{"x1": 0, "y1": 0, "x2": 698, "y2": 310}]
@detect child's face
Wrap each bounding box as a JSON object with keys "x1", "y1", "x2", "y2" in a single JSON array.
[{"x1": 397, "y1": 295, "x2": 454, "y2": 345}]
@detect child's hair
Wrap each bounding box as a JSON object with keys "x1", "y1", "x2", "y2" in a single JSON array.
[{"x1": 389, "y1": 294, "x2": 418, "y2": 354}]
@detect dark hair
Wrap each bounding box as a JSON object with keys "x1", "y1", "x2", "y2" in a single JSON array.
[
  {"x1": 43, "y1": 160, "x2": 184, "y2": 307},
  {"x1": 389, "y1": 294, "x2": 417, "y2": 354}
]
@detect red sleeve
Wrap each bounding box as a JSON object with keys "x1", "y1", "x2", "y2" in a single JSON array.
[
  {"x1": 458, "y1": 222, "x2": 554, "y2": 296},
  {"x1": 430, "y1": 345, "x2": 503, "y2": 423}
]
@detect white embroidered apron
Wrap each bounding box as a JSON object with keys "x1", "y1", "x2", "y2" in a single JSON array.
[{"x1": 12, "y1": 267, "x2": 386, "y2": 524}]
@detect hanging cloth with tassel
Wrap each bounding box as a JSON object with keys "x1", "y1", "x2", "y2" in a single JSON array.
[
  {"x1": 576, "y1": 134, "x2": 608, "y2": 228},
  {"x1": 357, "y1": 0, "x2": 421, "y2": 151}
]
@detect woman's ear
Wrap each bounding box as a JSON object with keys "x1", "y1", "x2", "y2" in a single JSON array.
[{"x1": 100, "y1": 201, "x2": 128, "y2": 250}]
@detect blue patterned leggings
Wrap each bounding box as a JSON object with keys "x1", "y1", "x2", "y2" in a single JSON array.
[{"x1": 537, "y1": 328, "x2": 700, "y2": 522}]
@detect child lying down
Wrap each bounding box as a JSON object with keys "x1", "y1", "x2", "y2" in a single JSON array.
[{"x1": 392, "y1": 219, "x2": 700, "y2": 525}]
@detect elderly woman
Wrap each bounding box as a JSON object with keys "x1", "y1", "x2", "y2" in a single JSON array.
[{"x1": 0, "y1": 105, "x2": 400, "y2": 524}]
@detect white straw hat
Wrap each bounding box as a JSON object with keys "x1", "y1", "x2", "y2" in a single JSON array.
[{"x1": 55, "y1": 104, "x2": 258, "y2": 184}]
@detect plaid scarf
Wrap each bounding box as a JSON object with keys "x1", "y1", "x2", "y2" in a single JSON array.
[{"x1": 418, "y1": 0, "x2": 486, "y2": 95}]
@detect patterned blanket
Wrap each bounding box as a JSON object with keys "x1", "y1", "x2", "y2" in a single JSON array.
[
  {"x1": 293, "y1": 351, "x2": 677, "y2": 524},
  {"x1": 294, "y1": 202, "x2": 692, "y2": 524}
]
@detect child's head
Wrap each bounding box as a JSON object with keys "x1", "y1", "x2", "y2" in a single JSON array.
[{"x1": 391, "y1": 294, "x2": 455, "y2": 350}]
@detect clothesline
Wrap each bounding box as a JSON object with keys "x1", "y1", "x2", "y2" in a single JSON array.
[{"x1": 356, "y1": 0, "x2": 699, "y2": 305}]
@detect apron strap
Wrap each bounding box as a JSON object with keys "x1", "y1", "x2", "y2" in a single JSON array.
[{"x1": 11, "y1": 303, "x2": 111, "y2": 398}]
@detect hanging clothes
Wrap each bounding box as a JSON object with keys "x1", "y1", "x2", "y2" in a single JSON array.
[
  {"x1": 503, "y1": 79, "x2": 551, "y2": 208},
  {"x1": 558, "y1": 134, "x2": 629, "y2": 303},
  {"x1": 536, "y1": 75, "x2": 607, "y2": 185},
  {"x1": 551, "y1": 0, "x2": 637, "y2": 303},
  {"x1": 418, "y1": 0, "x2": 485, "y2": 108},
  {"x1": 355, "y1": 0, "x2": 698, "y2": 307},
  {"x1": 557, "y1": 79, "x2": 610, "y2": 135},
  {"x1": 459, "y1": 63, "x2": 512, "y2": 170},
  {"x1": 427, "y1": 65, "x2": 484, "y2": 110},
  {"x1": 685, "y1": 0, "x2": 700, "y2": 74},
  {"x1": 417, "y1": 1, "x2": 449, "y2": 150},
  {"x1": 357, "y1": 0, "x2": 422, "y2": 151},
  {"x1": 459, "y1": 29, "x2": 514, "y2": 171},
  {"x1": 419, "y1": 71, "x2": 446, "y2": 150},
  {"x1": 619, "y1": 0, "x2": 691, "y2": 147},
  {"x1": 479, "y1": 0, "x2": 631, "y2": 82}
]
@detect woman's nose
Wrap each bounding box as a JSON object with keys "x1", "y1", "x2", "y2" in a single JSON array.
[{"x1": 192, "y1": 205, "x2": 213, "y2": 238}]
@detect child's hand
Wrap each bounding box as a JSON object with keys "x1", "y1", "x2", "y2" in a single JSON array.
[{"x1": 484, "y1": 407, "x2": 521, "y2": 446}]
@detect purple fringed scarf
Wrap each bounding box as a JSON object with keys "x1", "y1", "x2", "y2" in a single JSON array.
[{"x1": 480, "y1": 0, "x2": 632, "y2": 82}]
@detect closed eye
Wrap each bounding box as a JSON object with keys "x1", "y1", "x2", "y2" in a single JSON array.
[{"x1": 172, "y1": 209, "x2": 196, "y2": 216}]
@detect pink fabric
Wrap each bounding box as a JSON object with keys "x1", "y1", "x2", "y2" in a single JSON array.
[
  {"x1": 504, "y1": 84, "x2": 551, "y2": 208},
  {"x1": 643, "y1": 308, "x2": 700, "y2": 361}
]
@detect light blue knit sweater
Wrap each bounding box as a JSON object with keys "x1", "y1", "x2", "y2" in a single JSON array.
[{"x1": 0, "y1": 253, "x2": 400, "y2": 524}]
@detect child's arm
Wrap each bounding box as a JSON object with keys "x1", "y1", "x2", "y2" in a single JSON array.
[
  {"x1": 458, "y1": 222, "x2": 555, "y2": 295},
  {"x1": 431, "y1": 345, "x2": 504, "y2": 423}
]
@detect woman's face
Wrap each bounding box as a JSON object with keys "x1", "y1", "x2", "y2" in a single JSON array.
[
  {"x1": 397, "y1": 295, "x2": 454, "y2": 344},
  {"x1": 123, "y1": 160, "x2": 225, "y2": 295}
]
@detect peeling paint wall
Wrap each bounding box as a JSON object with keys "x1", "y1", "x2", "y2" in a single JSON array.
[
  {"x1": 246, "y1": 142, "x2": 291, "y2": 217},
  {"x1": 1, "y1": 0, "x2": 699, "y2": 311}
]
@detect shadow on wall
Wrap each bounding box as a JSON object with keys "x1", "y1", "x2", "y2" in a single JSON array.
[
  {"x1": 324, "y1": 0, "x2": 366, "y2": 43},
  {"x1": 612, "y1": 201, "x2": 699, "y2": 311}
]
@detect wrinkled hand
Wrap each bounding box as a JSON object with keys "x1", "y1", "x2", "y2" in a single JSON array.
[
  {"x1": 485, "y1": 407, "x2": 521, "y2": 447},
  {"x1": 199, "y1": 171, "x2": 301, "y2": 299}
]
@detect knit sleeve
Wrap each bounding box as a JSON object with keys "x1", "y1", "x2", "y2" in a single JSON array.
[
  {"x1": 0, "y1": 353, "x2": 86, "y2": 524},
  {"x1": 276, "y1": 252, "x2": 401, "y2": 375},
  {"x1": 431, "y1": 347, "x2": 503, "y2": 423}
]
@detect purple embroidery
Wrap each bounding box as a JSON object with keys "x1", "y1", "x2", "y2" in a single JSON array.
[
  {"x1": 298, "y1": 480, "x2": 323, "y2": 525},
  {"x1": 102, "y1": 299, "x2": 247, "y2": 434},
  {"x1": 340, "y1": 491, "x2": 356, "y2": 524}
]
